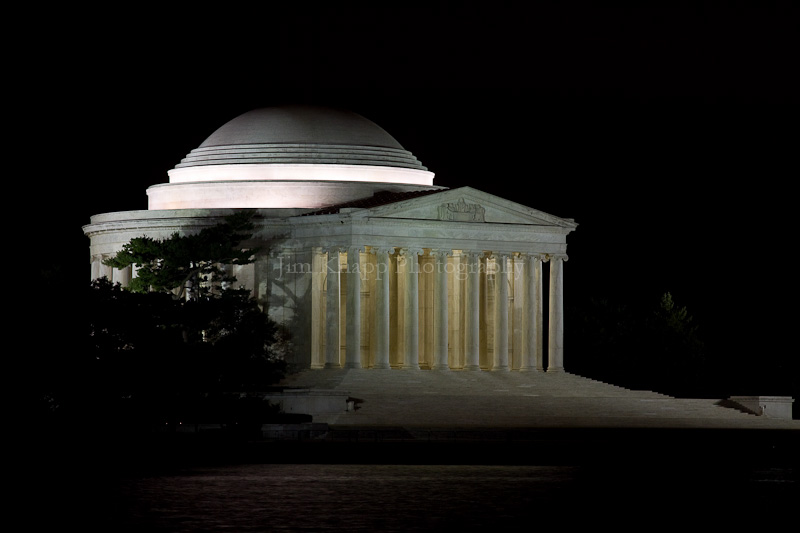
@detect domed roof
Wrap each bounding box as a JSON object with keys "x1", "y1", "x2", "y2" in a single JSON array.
[
  {"x1": 174, "y1": 105, "x2": 427, "y2": 171},
  {"x1": 155, "y1": 105, "x2": 437, "y2": 210}
]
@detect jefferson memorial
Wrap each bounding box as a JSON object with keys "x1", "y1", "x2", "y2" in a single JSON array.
[{"x1": 83, "y1": 105, "x2": 577, "y2": 373}]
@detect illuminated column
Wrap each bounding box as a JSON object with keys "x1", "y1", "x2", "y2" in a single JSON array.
[
  {"x1": 345, "y1": 247, "x2": 363, "y2": 369},
  {"x1": 464, "y1": 250, "x2": 482, "y2": 371},
  {"x1": 372, "y1": 247, "x2": 392, "y2": 369},
  {"x1": 311, "y1": 248, "x2": 325, "y2": 368},
  {"x1": 492, "y1": 253, "x2": 510, "y2": 371},
  {"x1": 113, "y1": 265, "x2": 132, "y2": 288},
  {"x1": 432, "y1": 249, "x2": 450, "y2": 370},
  {"x1": 324, "y1": 249, "x2": 342, "y2": 369},
  {"x1": 90, "y1": 256, "x2": 101, "y2": 281},
  {"x1": 402, "y1": 248, "x2": 423, "y2": 370},
  {"x1": 547, "y1": 254, "x2": 567, "y2": 372},
  {"x1": 99, "y1": 254, "x2": 113, "y2": 281},
  {"x1": 520, "y1": 254, "x2": 544, "y2": 372}
]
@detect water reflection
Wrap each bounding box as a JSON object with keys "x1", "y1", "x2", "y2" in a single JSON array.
[
  {"x1": 102, "y1": 462, "x2": 795, "y2": 531},
  {"x1": 112, "y1": 464, "x2": 583, "y2": 531}
]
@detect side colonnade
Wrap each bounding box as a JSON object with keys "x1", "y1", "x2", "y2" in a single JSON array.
[{"x1": 312, "y1": 246, "x2": 566, "y2": 372}]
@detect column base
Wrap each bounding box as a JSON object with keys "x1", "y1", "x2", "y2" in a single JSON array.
[
  {"x1": 491, "y1": 366, "x2": 510, "y2": 372},
  {"x1": 344, "y1": 362, "x2": 362, "y2": 369},
  {"x1": 546, "y1": 367, "x2": 565, "y2": 373},
  {"x1": 463, "y1": 364, "x2": 481, "y2": 371},
  {"x1": 323, "y1": 363, "x2": 342, "y2": 369},
  {"x1": 372, "y1": 363, "x2": 392, "y2": 370},
  {"x1": 432, "y1": 364, "x2": 451, "y2": 371},
  {"x1": 401, "y1": 364, "x2": 421, "y2": 370}
]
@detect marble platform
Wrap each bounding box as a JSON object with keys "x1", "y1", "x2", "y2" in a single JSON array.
[{"x1": 279, "y1": 368, "x2": 799, "y2": 431}]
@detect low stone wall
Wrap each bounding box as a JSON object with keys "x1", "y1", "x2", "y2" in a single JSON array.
[
  {"x1": 728, "y1": 396, "x2": 794, "y2": 419},
  {"x1": 262, "y1": 389, "x2": 353, "y2": 415},
  {"x1": 262, "y1": 423, "x2": 330, "y2": 440}
]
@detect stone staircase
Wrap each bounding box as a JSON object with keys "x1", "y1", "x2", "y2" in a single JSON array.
[{"x1": 279, "y1": 368, "x2": 800, "y2": 430}]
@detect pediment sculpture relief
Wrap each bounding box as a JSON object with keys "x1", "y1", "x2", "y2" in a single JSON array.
[{"x1": 437, "y1": 198, "x2": 485, "y2": 222}]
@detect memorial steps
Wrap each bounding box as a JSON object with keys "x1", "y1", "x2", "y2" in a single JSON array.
[{"x1": 278, "y1": 368, "x2": 799, "y2": 431}]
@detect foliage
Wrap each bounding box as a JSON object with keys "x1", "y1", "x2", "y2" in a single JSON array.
[
  {"x1": 33, "y1": 211, "x2": 292, "y2": 430},
  {"x1": 566, "y1": 292, "x2": 706, "y2": 396},
  {"x1": 648, "y1": 292, "x2": 704, "y2": 367},
  {"x1": 103, "y1": 211, "x2": 260, "y2": 299},
  {"x1": 85, "y1": 277, "x2": 288, "y2": 395}
]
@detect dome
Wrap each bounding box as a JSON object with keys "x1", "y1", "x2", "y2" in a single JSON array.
[
  {"x1": 174, "y1": 105, "x2": 427, "y2": 171},
  {"x1": 149, "y1": 105, "x2": 439, "y2": 210}
]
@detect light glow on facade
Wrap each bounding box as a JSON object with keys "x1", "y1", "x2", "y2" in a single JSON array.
[{"x1": 167, "y1": 164, "x2": 435, "y2": 186}]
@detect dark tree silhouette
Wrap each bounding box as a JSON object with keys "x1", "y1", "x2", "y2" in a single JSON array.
[
  {"x1": 103, "y1": 211, "x2": 260, "y2": 299},
  {"x1": 35, "y1": 212, "x2": 290, "y2": 432},
  {"x1": 567, "y1": 292, "x2": 706, "y2": 397}
]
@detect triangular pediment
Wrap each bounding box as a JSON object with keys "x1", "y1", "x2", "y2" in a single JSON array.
[{"x1": 350, "y1": 187, "x2": 576, "y2": 228}]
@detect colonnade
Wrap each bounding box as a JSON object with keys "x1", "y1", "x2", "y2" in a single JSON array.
[
  {"x1": 89, "y1": 245, "x2": 567, "y2": 372},
  {"x1": 90, "y1": 256, "x2": 132, "y2": 286},
  {"x1": 313, "y1": 246, "x2": 566, "y2": 372}
]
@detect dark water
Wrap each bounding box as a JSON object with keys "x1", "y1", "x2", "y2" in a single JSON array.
[{"x1": 39, "y1": 461, "x2": 797, "y2": 531}]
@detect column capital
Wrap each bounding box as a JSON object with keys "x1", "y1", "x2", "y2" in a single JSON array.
[
  {"x1": 523, "y1": 253, "x2": 545, "y2": 260},
  {"x1": 345, "y1": 248, "x2": 364, "y2": 277},
  {"x1": 462, "y1": 250, "x2": 486, "y2": 259},
  {"x1": 540, "y1": 253, "x2": 568, "y2": 263},
  {"x1": 370, "y1": 246, "x2": 396, "y2": 256},
  {"x1": 398, "y1": 247, "x2": 424, "y2": 268},
  {"x1": 399, "y1": 247, "x2": 425, "y2": 256},
  {"x1": 430, "y1": 249, "x2": 452, "y2": 259},
  {"x1": 322, "y1": 246, "x2": 346, "y2": 255},
  {"x1": 346, "y1": 245, "x2": 365, "y2": 255}
]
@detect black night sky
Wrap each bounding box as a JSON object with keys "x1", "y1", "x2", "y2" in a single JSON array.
[
  {"x1": 22, "y1": 3, "x2": 798, "y2": 397},
  {"x1": 15, "y1": 4, "x2": 800, "y2": 530}
]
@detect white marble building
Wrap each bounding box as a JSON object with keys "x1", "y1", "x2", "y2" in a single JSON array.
[{"x1": 83, "y1": 106, "x2": 577, "y2": 372}]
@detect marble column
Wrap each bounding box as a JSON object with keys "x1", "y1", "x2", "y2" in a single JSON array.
[
  {"x1": 311, "y1": 248, "x2": 325, "y2": 368},
  {"x1": 372, "y1": 247, "x2": 392, "y2": 369},
  {"x1": 324, "y1": 249, "x2": 342, "y2": 369},
  {"x1": 90, "y1": 256, "x2": 101, "y2": 281},
  {"x1": 115, "y1": 265, "x2": 132, "y2": 288},
  {"x1": 345, "y1": 247, "x2": 363, "y2": 369},
  {"x1": 520, "y1": 254, "x2": 544, "y2": 372},
  {"x1": 492, "y1": 253, "x2": 510, "y2": 371},
  {"x1": 401, "y1": 248, "x2": 423, "y2": 370},
  {"x1": 99, "y1": 255, "x2": 113, "y2": 281},
  {"x1": 464, "y1": 250, "x2": 482, "y2": 370},
  {"x1": 432, "y1": 249, "x2": 450, "y2": 370},
  {"x1": 547, "y1": 255, "x2": 567, "y2": 372}
]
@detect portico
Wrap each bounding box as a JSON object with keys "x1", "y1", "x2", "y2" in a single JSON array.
[
  {"x1": 264, "y1": 185, "x2": 577, "y2": 372},
  {"x1": 308, "y1": 246, "x2": 567, "y2": 372}
]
